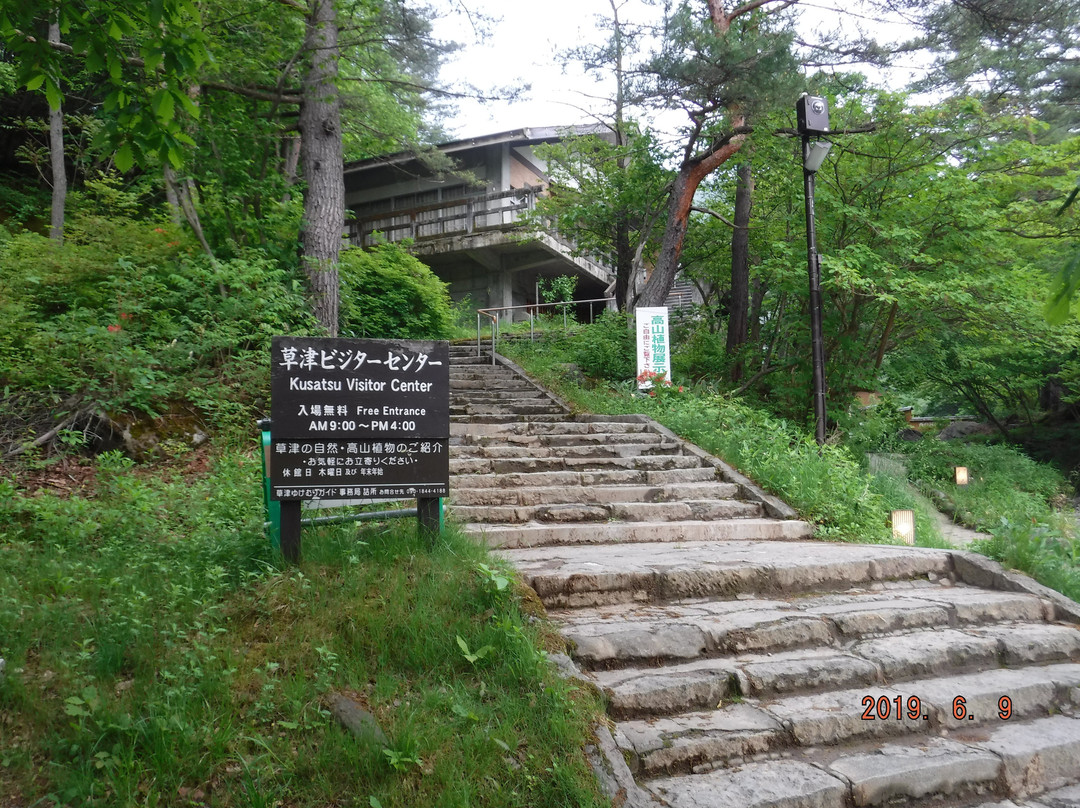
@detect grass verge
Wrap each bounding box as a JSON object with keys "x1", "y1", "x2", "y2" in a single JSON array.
[{"x1": 0, "y1": 448, "x2": 607, "y2": 807}]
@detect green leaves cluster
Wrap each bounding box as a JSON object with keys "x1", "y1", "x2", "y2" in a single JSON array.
[
  {"x1": 338, "y1": 243, "x2": 454, "y2": 340},
  {"x1": 1, "y1": 0, "x2": 209, "y2": 170}
]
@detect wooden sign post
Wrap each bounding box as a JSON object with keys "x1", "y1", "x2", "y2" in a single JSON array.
[{"x1": 268, "y1": 337, "x2": 450, "y2": 561}]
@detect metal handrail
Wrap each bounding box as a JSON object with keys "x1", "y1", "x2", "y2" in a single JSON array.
[{"x1": 475, "y1": 297, "x2": 616, "y2": 363}]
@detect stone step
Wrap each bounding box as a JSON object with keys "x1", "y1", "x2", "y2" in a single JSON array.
[
  {"x1": 449, "y1": 386, "x2": 548, "y2": 399},
  {"x1": 555, "y1": 583, "x2": 1053, "y2": 668},
  {"x1": 450, "y1": 403, "x2": 567, "y2": 416},
  {"x1": 450, "y1": 391, "x2": 553, "y2": 403},
  {"x1": 615, "y1": 664, "x2": 1080, "y2": 778},
  {"x1": 500, "y1": 539, "x2": 944, "y2": 605},
  {"x1": 450, "y1": 413, "x2": 569, "y2": 424},
  {"x1": 451, "y1": 420, "x2": 651, "y2": 437},
  {"x1": 448, "y1": 481, "x2": 742, "y2": 507},
  {"x1": 641, "y1": 716, "x2": 1080, "y2": 807},
  {"x1": 591, "y1": 623, "x2": 1080, "y2": 720},
  {"x1": 451, "y1": 499, "x2": 764, "y2": 525},
  {"x1": 449, "y1": 454, "x2": 703, "y2": 476},
  {"x1": 452, "y1": 467, "x2": 719, "y2": 490},
  {"x1": 451, "y1": 441, "x2": 684, "y2": 460},
  {"x1": 479, "y1": 519, "x2": 815, "y2": 553},
  {"x1": 452, "y1": 431, "x2": 667, "y2": 448}
]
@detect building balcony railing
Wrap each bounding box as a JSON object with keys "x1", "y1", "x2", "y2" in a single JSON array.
[
  {"x1": 348, "y1": 185, "x2": 542, "y2": 246},
  {"x1": 347, "y1": 185, "x2": 615, "y2": 282}
]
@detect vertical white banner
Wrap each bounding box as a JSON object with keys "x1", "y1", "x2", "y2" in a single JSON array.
[{"x1": 635, "y1": 307, "x2": 671, "y2": 388}]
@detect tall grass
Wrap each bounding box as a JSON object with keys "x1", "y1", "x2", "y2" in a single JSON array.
[{"x1": 0, "y1": 449, "x2": 606, "y2": 807}]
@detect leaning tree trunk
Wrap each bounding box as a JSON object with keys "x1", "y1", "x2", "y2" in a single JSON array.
[
  {"x1": 299, "y1": 0, "x2": 343, "y2": 336},
  {"x1": 726, "y1": 161, "x2": 754, "y2": 380},
  {"x1": 48, "y1": 20, "x2": 66, "y2": 245},
  {"x1": 637, "y1": 128, "x2": 747, "y2": 308}
]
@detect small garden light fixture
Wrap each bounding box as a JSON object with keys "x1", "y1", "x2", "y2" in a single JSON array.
[
  {"x1": 955, "y1": 466, "x2": 969, "y2": 486},
  {"x1": 891, "y1": 509, "x2": 915, "y2": 544}
]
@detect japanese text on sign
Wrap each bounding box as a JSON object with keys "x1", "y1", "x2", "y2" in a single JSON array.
[
  {"x1": 635, "y1": 307, "x2": 671, "y2": 389},
  {"x1": 269, "y1": 337, "x2": 450, "y2": 501}
]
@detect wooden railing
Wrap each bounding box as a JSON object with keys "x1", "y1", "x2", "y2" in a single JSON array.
[{"x1": 349, "y1": 185, "x2": 542, "y2": 245}]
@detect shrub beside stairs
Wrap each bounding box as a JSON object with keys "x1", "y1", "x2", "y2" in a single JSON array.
[{"x1": 447, "y1": 344, "x2": 1080, "y2": 808}]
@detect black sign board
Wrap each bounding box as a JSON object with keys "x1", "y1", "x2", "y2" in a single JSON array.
[{"x1": 269, "y1": 337, "x2": 449, "y2": 501}]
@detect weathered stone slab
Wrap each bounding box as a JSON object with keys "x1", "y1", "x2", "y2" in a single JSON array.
[
  {"x1": 646, "y1": 760, "x2": 848, "y2": 808},
  {"x1": 486, "y1": 521, "x2": 814, "y2": 555},
  {"x1": 971, "y1": 624, "x2": 1080, "y2": 666},
  {"x1": 854, "y1": 628, "x2": 1001, "y2": 680},
  {"x1": 915, "y1": 586, "x2": 1053, "y2": 623},
  {"x1": 827, "y1": 737, "x2": 1001, "y2": 806},
  {"x1": 1036, "y1": 783, "x2": 1080, "y2": 808},
  {"x1": 913, "y1": 665, "x2": 1080, "y2": 728},
  {"x1": 737, "y1": 650, "x2": 881, "y2": 697},
  {"x1": 972, "y1": 715, "x2": 1080, "y2": 798},
  {"x1": 592, "y1": 659, "x2": 737, "y2": 717},
  {"x1": 807, "y1": 598, "x2": 950, "y2": 636},
  {"x1": 618, "y1": 704, "x2": 785, "y2": 775},
  {"x1": 763, "y1": 686, "x2": 924, "y2": 746}
]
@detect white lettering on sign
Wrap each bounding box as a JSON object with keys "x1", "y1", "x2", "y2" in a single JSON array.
[{"x1": 391, "y1": 378, "x2": 433, "y2": 393}]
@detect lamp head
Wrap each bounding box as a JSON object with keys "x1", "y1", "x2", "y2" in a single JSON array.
[{"x1": 804, "y1": 140, "x2": 833, "y2": 172}]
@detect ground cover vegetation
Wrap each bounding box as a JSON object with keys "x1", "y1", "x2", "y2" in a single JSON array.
[{"x1": 0, "y1": 462, "x2": 606, "y2": 807}]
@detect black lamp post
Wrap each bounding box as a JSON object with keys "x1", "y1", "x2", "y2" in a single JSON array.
[{"x1": 796, "y1": 93, "x2": 832, "y2": 446}]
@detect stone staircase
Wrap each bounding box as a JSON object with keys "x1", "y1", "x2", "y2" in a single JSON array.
[{"x1": 447, "y1": 344, "x2": 1080, "y2": 808}]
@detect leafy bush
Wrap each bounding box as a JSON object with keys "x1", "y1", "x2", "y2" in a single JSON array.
[
  {"x1": 972, "y1": 519, "x2": 1080, "y2": 602},
  {"x1": 901, "y1": 440, "x2": 1069, "y2": 531},
  {"x1": 669, "y1": 308, "x2": 730, "y2": 381},
  {"x1": 0, "y1": 218, "x2": 314, "y2": 423},
  {"x1": 569, "y1": 310, "x2": 636, "y2": 382},
  {"x1": 338, "y1": 243, "x2": 453, "y2": 339}
]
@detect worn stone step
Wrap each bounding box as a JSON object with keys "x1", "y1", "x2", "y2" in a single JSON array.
[
  {"x1": 825, "y1": 715, "x2": 1080, "y2": 805},
  {"x1": 450, "y1": 376, "x2": 534, "y2": 388},
  {"x1": 450, "y1": 413, "x2": 568, "y2": 424},
  {"x1": 449, "y1": 453, "x2": 703, "y2": 476},
  {"x1": 615, "y1": 665, "x2": 1080, "y2": 777},
  {"x1": 450, "y1": 420, "x2": 651, "y2": 437},
  {"x1": 450, "y1": 403, "x2": 567, "y2": 416},
  {"x1": 452, "y1": 431, "x2": 667, "y2": 448},
  {"x1": 448, "y1": 482, "x2": 742, "y2": 507},
  {"x1": 592, "y1": 624, "x2": 1080, "y2": 719},
  {"x1": 645, "y1": 759, "x2": 849, "y2": 808},
  {"x1": 451, "y1": 499, "x2": 763, "y2": 525},
  {"x1": 450, "y1": 391, "x2": 553, "y2": 404},
  {"x1": 500, "y1": 540, "x2": 949, "y2": 606},
  {"x1": 451, "y1": 441, "x2": 684, "y2": 460},
  {"x1": 454, "y1": 467, "x2": 720, "y2": 489},
  {"x1": 556, "y1": 584, "x2": 1052, "y2": 668},
  {"x1": 853, "y1": 623, "x2": 1080, "y2": 682},
  {"x1": 478, "y1": 518, "x2": 815, "y2": 552},
  {"x1": 593, "y1": 650, "x2": 877, "y2": 719}
]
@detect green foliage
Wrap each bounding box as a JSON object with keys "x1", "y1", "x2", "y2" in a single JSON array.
[
  {"x1": 0, "y1": 215, "x2": 314, "y2": 423},
  {"x1": 669, "y1": 309, "x2": 730, "y2": 381},
  {"x1": 338, "y1": 243, "x2": 453, "y2": 340},
  {"x1": 568, "y1": 310, "x2": 636, "y2": 382},
  {"x1": 0, "y1": 459, "x2": 607, "y2": 807},
  {"x1": 901, "y1": 440, "x2": 1070, "y2": 532},
  {"x1": 972, "y1": 519, "x2": 1080, "y2": 602}
]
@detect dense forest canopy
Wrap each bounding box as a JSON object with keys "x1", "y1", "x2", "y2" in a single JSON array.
[{"x1": 0, "y1": 0, "x2": 1078, "y2": 449}]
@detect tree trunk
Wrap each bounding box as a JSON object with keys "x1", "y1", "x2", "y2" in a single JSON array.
[
  {"x1": 726, "y1": 161, "x2": 754, "y2": 380},
  {"x1": 47, "y1": 20, "x2": 66, "y2": 245},
  {"x1": 637, "y1": 129, "x2": 747, "y2": 308},
  {"x1": 299, "y1": 0, "x2": 343, "y2": 336}
]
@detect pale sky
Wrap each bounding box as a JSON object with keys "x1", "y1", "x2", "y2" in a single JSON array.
[{"x1": 432, "y1": 0, "x2": 922, "y2": 140}]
